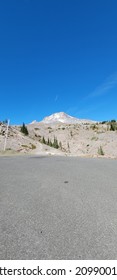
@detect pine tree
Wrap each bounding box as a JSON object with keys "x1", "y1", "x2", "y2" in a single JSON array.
[
  {"x1": 59, "y1": 141, "x2": 62, "y2": 150},
  {"x1": 67, "y1": 142, "x2": 70, "y2": 151},
  {"x1": 21, "y1": 123, "x2": 29, "y2": 136},
  {"x1": 53, "y1": 136, "x2": 59, "y2": 149},
  {"x1": 42, "y1": 136, "x2": 46, "y2": 144},
  {"x1": 49, "y1": 140, "x2": 53, "y2": 147}
]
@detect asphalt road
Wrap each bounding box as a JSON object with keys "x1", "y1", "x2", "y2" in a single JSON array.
[{"x1": 0, "y1": 155, "x2": 117, "y2": 260}]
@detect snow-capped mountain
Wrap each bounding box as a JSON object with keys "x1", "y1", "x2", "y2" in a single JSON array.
[{"x1": 41, "y1": 112, "x2": 95, "y2": 124}]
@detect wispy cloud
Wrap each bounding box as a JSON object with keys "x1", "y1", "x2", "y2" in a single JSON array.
[
  {"x1": 86, "y1": 72, "x2": 117, "y2": 99},
  {"x1": 55, "y1": 95, "x2": 59, "y2": 102}
]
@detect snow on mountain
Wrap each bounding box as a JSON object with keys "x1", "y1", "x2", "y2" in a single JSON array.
[{"x1": 41, "y1": 112, "x2": 95, "y2": 124}]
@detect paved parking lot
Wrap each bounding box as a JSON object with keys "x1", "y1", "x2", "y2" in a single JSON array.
[{"x1": 0, "y1": 155, "x2": 117, "y2": 259}]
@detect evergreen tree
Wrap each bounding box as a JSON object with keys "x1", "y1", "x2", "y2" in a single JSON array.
[
  {"x1": 21, "y1": 123, "x2": 29, "y2": 135},
  {"x1": 67, "y1": 142, "x2": 70, "y2": 151},
  {"x1": 49, "y1": 140, "x2": 53, "y2": 147},
  {"x1": 3, "y1": 119, "x2": 8, "y2": 124},
  {"x1": 53, "y1": 136, "x2": 59, "y2": 149},
  {"x1": 42, "y1": 136, "x2": 46, "y2": 144},
  {"x1": 59, "y1": 141, "x2": 62, "y2": 150}
]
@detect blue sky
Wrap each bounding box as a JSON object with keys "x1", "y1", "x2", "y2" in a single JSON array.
[{"x1": 0, "y1": 0, "x2": 117, "y2": 124}]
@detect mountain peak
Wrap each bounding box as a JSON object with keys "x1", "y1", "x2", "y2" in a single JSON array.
[{"x1": 41, "y1": 112, "x2": 95, "y2": 124}]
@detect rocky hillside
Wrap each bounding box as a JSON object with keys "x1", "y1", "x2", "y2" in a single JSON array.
[
  {"x1": 0, "y1": 122, "x2": 64, "y2": 156},
  {"x1": 0, "y1": 114, "x2": 117, "y2": 158},
  {"x1": 27, "y1": 120, "x2": 117, "y2": 158}
]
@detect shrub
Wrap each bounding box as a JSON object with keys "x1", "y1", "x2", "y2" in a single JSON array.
[
  {"x1": 70, "y1": 131, "x2": 73, "y2": 137},
  {"x1": 3, "y1": 119, "x2": 8, "y2": 124},
  {"x1": 91, "y1": 136, "x2": 98, "y2": 141},
  {"x1": 110, "y1": 122, "x2": 117, "y2": 131},
  {"x1": 21, "y1": 144, "x2": 28, "y2": 148},
  {"x1": 31, "y1": 144, "x2": 36, "y2": 149},
  {"x1": 111, "y1": 119, "x2": 116, "y2": 123},
  {"x1": 90, "y1": 124, "x2": 98, "y2": 130},
  {"x1": 34, "y1": 127, "x2": 40, "y2": 130},
  {"x1": 101, "y1": 121, "x2": 108, "y2": 124},
  {"x1": 98, "y1": 146, "x2": 104, "y2": 156}
]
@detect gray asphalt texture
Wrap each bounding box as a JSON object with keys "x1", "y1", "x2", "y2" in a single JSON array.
[{"x1": 0, "y1": 155, "x2": 117, "y2": 260}]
